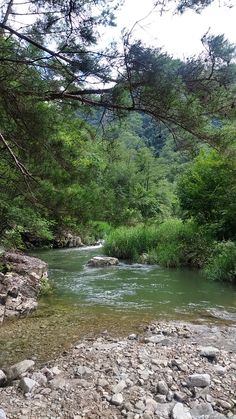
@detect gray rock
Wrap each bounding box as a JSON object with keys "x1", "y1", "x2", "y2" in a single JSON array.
[
  {"x1": 50, "y1": 377, "x2": 67, "y2": 389},
  {"x1": 187, "y1": 373, "x2": 211, "y2": 388},
  {"x1": 208, "y1": 414, "x2": 227, "y2": 419},
  {"x1": 143, "y1": 413, "x2": 153, "y2": 419},
  {"x1": 0, "y1": 369, "x2": 7, "y2": 386},
  {"x1": 50, "y1": 366, "x2": 62, "y2": 376},
  {"x1": 111, "y1": 393, "x2": 123, "y2": 406},
  {"x1": 155, "y1": 394, "x2": 166, "y2": 403},
  {"x1": 174, "y1": 391, "x2": 187, "y2": 402},
  {"x1": 97, "y1": 378, "x2": 109, "y2": 387},
  {"x1": 31, "y1": 372, "x2": 47, "y2": 386},
  {"x1": 190, "y1": 402, "x2": 213, "y2": 418},
  {"x1": 145, "y1": 397, "x2": 158, "y2": 412},
  {"x1": 0, "y1": 409, "x2": 6, "y2": 419},
  {"x1": 135, "y1": 400, "x2": 145, "y2": 411},
  {"x1": 145, "y1": 335, "x2": 172, "y2": 345},
  {"x1": 75, "y1": 365, "x2": 92, "y2": 377},
  {"x1": 87, "y1": 256, "x2": 119, "y2": 267},
  {"x1": 20, "y1": 377, "x2": 38, "y2": 393},
  {"x1": 7, "y1": 359, "x2": 35, "y2": 380},
  {"x1": 199, "y1": 346, "x2": 219, "y2": 361},
  {"x1": 112, "y1": 380, "x2": 126, "y2": 393},
  {"x1": 128, "y1": 334, "x2": 137, "y2": 340},
  {"x1": 155, "y1": 402, "x2": 174, "y2": 419},
  {"x1": 214, "y1": 365, "x2": 226, "y2": 376},
  {"x1": 217, "y1": 399, "x2": 232, "y2": 409},
  {"x1": 172, "y1": 403, "x2": 192, "y2": 419},
  {"x1": 157, "y1": 380, "x2": 169, "y2": 395}
]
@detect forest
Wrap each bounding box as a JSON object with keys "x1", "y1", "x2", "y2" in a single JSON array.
[{"x1": 0, "y1": 0, "x2": 235, "y2": 283}]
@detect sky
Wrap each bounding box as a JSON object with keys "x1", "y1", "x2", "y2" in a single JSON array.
[{"x1": 105, "y1": 0, "x2": 236, "y2": 59}]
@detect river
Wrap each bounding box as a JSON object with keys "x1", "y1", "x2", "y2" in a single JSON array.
[{"x1": 0, "y1": 245, "x2": 235, "y2": 367}]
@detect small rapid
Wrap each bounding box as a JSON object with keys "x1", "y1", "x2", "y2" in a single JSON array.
[{"x1": 0, "y1": 245, "x2": 235, "y2": 366}]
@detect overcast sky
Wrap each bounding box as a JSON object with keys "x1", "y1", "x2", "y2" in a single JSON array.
[{"x1": 105, "y1": 0, "x2": 236, "y2": 59}]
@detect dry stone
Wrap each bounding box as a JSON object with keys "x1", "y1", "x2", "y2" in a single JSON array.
[{"x1": 7, "y1": 359, "x2": 35, "y2": 381}]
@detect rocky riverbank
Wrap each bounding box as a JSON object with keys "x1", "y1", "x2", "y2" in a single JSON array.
[
  {"x1": 0, "y1": 252, "x2": 48, "y2": 322},
  {"x1": 0, "y1": 321, "x2": 235, "y2": 419}
]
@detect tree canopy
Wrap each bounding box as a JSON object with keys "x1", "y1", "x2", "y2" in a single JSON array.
[{"x1": 0, "y1": 0, "x2": 235, "y2": 254}]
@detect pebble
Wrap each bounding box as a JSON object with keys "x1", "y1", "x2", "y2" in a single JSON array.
[
  {"x1": 0, "y1": 409, "x2": 6, "y2": 419},
  {"x1": 190, "y1": 402, "x2": 213, "y2": 417},
  {"x1": 188, "y1": 373, "x2": 211, "y2": 388},
  {"x1": 172, "y1": 402, "x2": 192, "y2": 419},
  {"x1": 199, "y1": 346, "x2": 220, "y2": 361},
  {"x1": 0, "y1": 321, "x2": 235, "y2": 419},
  {"x1": 112, "y1": 380, "x2": 127, "y2": 393},
  {"x1": 157, "y1": 380, "x2": 169, "y2": 395},
  {"x1": 111, "y1": 393, "x2": 124, "y2": 406}
]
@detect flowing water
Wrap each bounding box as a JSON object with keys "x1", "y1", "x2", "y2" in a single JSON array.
[{"x1": 0, "y1": 246, "x2": 235, "y2": 366}]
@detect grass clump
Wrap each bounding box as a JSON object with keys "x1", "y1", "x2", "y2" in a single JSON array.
[
  {"x1": 103, "y1": 224, "x2": 159, "y2": 261},
  {"x1": 104, "y1": 219, "x2": 213, "y2": 268},
  {"x1": 204, "y1": 241, "x2": 236, "y2": 283}
]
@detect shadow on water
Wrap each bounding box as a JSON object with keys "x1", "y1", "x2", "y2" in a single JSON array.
[{"x1": 0, "y1": 245, "x2": 235, "y2": 366}]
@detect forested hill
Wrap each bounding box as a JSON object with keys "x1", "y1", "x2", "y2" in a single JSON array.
[{"x1": 0, "y1": 0, "x2": 235, "y2": 281}]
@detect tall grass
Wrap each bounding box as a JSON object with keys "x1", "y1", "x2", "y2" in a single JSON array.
[
  {"x1": 103, "y1": 224, "x2": 159, "y2": 261},
  {"x1": 104, "y1": 219, "x2": 213, "y2": 268}
]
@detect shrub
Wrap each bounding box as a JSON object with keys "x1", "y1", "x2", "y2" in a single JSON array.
[{"x1": 204, "y1": 241, "x2": 236, "y2": 283}]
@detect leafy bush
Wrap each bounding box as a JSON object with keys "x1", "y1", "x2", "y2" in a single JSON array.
[{"x1": 204, "y1": 241, "x2": 236, "y2": 282}]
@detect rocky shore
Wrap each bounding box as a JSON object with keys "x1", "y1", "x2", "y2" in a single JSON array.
[
  {"x1": 0, "y1": 321, "x2": 235, "y2": 419},
  {"x1": 0, "y1": 252, "x2": 48, "y2": 322}
]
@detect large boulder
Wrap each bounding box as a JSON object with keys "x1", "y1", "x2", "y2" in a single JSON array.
[
  {"x1": 0, "y1": 252, "x2": 48, "y2": 322},
  {"x1": 87, "y1": 256, "x2": 119, "y2": 268}
]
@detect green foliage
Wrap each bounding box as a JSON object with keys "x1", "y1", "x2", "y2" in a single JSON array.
[
  {"x1": 39, "y1": 276, "x2": 54, "y2": 296},
  {"x1": 204, "y1": 241, "x2": 236, "y2": 283},
  {"x1": 104, "y1": 219, "x2": 213, "y2": 268},
  {"x1": 103, "y1": 225, "x2": 159, "y2": 261},
  {"x1": 177, "y1": 149, "x2": 236, "y2": 239},
  {"x1": 78, "y1": 221, "x2": 113, "y2": 244},
  {"x1": 152, "y1": 219, "x2": 212, "y2": 268}
]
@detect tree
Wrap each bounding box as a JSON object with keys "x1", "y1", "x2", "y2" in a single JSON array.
[{"x1": 177, "y1": 149, "x2": 236, "y2": 239}]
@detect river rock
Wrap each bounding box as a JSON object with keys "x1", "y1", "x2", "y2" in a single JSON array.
[
  {"x1": 20, "y1": 377, "x2": 38, "y2": 394},
  {"x1": 111, "y1": 393, "x2": 123, "y2": 406},
  {"x1": 172, "y1": 402, "x2": 192, "y2": 419},
  {"x1": 199, "y1": 346, "x2": 219, "y2": 361},
  {"x1": 190, "y1": 402, "x2": 213, "y2": 418},
  {"x1": 87, "y1": 256, "x2": 119, "y2": 267},
  {"x1": 187, "y1": 373, "x2": 211, "y2": 388},
  {"x1": 112, "y1": 380, "x2": 126, "y2": 393},
  {"x1": 31, "y1": 372, "x2": 48, "y2": 385},
  {"x1": 7, "y1": 359, "x2": 35, "y2": 381},
  {"x1": 0, "y1": 409, "x2": 6, "y2": 419},
  {"x1": 157, "y1": 380, "x2": 169, "y2": 395}
]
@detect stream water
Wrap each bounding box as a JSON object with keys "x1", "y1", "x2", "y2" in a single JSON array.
[{"x1": 0, "y1": 246, "x2": 235, "y2": 367}]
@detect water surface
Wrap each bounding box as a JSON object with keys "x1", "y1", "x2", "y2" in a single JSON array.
[{"x1": 0, "y1": 246, "x2": 235, "y2": 366}]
